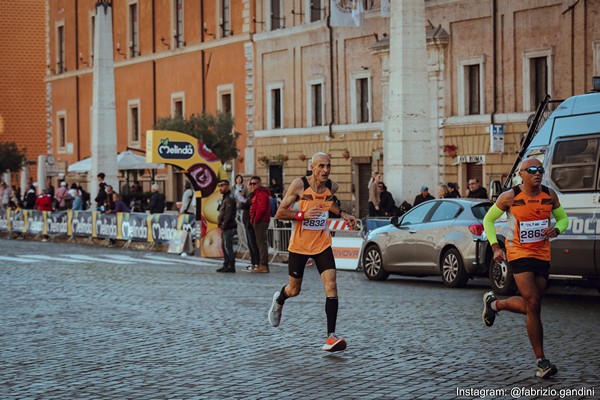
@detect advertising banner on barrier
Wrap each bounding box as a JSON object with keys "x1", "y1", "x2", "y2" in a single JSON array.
[
  {"x1": 146, "y1": 130, "x2": 227, "y2": 257},
  {"x1": 95, "y1": 212, "x2": 118, "y2": 239},
  {"x1": 46, "y1": 211, "x2": 70, "y2": 236},
  {"x1": 119, "y1": 212, "x2": 150, "y2": 242},
  {"x1": 149, "y1": 213, "x2": 179, "y2": 243},
  {"x1": 71, "y1": 211, "x2": 94, "y2": 237},
  {"x1": 10, "y1": 210, "x2": 26, "y2": 233},
  {"x1": 0, "y1": 208, "x2": 7, "y2": 232},
  {"x1": 27, "y1": 210, "x2": 45, "y2": 235},
  {"x1": 332, "y1": 236, "x2": 363, "y2": 271},
  {"x1": 178, "y1": 213, "x2": 196, "y2": 239}
]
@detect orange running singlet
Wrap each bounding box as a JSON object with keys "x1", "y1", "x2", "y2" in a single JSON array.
[
  {"x1": 505, "y1": 185, "x2": 554, "y2": 262},
  {"x1": 288, "y1": 177, "x2": 334, "y2": 255}
]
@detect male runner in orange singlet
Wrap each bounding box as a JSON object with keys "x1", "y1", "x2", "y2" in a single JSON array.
[
  {"x1": 482, "y1": 157, "x2": 568, "y2": 378},
  {"x1": 268, "y1": 152, "x2": 357, "y2": 351}
]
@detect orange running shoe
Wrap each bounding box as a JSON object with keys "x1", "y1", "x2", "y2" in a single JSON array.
[{"x1": 322, "y1": 333, "x2": 347, "y2": 352}]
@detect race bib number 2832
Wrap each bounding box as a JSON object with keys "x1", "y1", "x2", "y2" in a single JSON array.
[
  {"x1": 302, "y1": 212, "x2": 328, "y2": 230},
  {"x1": 519, "y1": 219, "x2": 549, "y2": 243}
]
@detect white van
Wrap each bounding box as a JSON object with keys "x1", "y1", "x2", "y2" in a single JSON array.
[{"x1": 488, "y1": 77, "x2": 600, "y2": 294}]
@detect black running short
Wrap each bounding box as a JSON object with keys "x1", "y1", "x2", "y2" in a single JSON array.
[
  {"x1": 508, "y1": 257, "x2": 550, "y2": 279},
  {"x1": 288, "y1": 247, "x2": 336, "y2": 279}
]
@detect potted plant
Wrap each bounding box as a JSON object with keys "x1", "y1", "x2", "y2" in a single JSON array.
[
  {"x1": 442, "y1": 144, "x2": 458, "y2": 156},
  {"x1": 342, "y1": 149, "x2": 350, "y2": 160},
  {"x1": 298, "y1": 153, "x2": 307, "y2": 161}
]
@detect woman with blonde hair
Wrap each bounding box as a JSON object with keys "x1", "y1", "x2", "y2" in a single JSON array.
[{"x1": 438, "y1": 184, "x2": 450, "y2": 199}]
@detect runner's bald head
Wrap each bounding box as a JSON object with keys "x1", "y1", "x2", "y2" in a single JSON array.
[
  {"x1": 311, "y1": 152, "x2": 330, "y2": 166},
  {"x1": 521, "y1": 157, "x2": 542, "y2": 169}
]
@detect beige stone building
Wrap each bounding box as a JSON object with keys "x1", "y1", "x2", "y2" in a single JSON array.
[
  {"x1": 428, "y1": 0, "x2": 600, "y2": 200},
  {"x1": 252, "y1": 0, "x2": 600, "y2": 217},
  {"x1": 251, "y1": 1, "x2": 389, "y2": 217}
]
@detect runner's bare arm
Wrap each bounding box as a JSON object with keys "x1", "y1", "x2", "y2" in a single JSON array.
[
  {"x1": 327, "y1": 181, "x2": 357, "y2": 229},
  {"x1": 275, "y1": 178, "x2": 304, "y2": 221}
]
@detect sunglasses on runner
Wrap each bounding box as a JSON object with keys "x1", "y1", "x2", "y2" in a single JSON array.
[{"x1": 522, "y1": 166, "x2": 545, "y2": 174}]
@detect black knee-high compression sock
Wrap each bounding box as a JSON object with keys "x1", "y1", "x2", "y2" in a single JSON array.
[
  {"x1": 325, "y1": 297, "x2": 338, "y2": 335},
  {"x1": 276, "y1": 285, "x2": 289, "y2": 305}
]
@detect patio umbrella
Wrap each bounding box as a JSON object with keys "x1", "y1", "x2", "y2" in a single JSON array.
[
  {"x1": 67, "y1": 152, "x2": 163, "y2": 173},
  {"x1": 116, "y1": 151, "x2": 164, "y2": 170},
  {"x1": 67, "y1": 157, "x2": 92, "y2": 173}
]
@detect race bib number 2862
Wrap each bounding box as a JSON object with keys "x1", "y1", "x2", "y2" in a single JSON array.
[{"x1": 519, "y1": 219, "x2": 549, "y2": 243}]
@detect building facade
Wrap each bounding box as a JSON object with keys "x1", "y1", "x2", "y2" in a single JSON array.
[
  {"x1": 0, "y1": 0, "x2": 46, "y2": 186},
  {"x1": 43, "y1": 0, "x2": 600, "y2": 215},
  {"x1": 429, "y1": 0, "x2": 600, "y2": 200},
  {"x1": 46, "y1": 0, "x2": 254, "y2": 201}
]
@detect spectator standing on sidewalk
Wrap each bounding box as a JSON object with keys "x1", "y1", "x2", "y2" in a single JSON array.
[
  {"x1": 179, "y1": 180, "x2": 196, "y2": 216},
  {"x1": 367, "y1": 172, "x2": 381, "y2": 216},
  {"x1": 378, "y1": 182, "x2": 396, "y2": 216},
  {"x1": 447, "y1": 182, "x2": 461, "y2": 198},
  {"x1": 467, "y1": 178, "x2": 488, "y2": 199},
  {"x1": 216, "y1": 179, "x2": 237, "y2": 273},
  {"x1": 71, "y1": 188, "x2": 83, "y2": 211},
  {"x1": 95, "y1": 173, "x2": 107, "y2": 211},
  {"x1": 413, "y1": 186, "x2": 435, "y2": 206},
  {"x1": 241, "y1": 189, "x2": 261, "y2": 271},
  {"x1": 108, "y1": 193, "x2": 130, "y2": 213},
  {"x1": 22, "y1": 180, "x2": 37, "y2": 210},
  {"x1": 54, "y1": 181, "x2": 69, "y2": 210},
  {"x1": 149, "y1": 183, "x2": 165, "y2": 214},
  {"x1": 35, "y1": 188, "x2": 53, "y2": 242},
  {"x1": 0, "y1": 182, "x2": 11, "y2": 209},
  {"x1": 248, "y1": 176, "x2": 270, "y2": 273},
  {"x1": 233, "y1": 174, "x2": 247, "y2": 213}
]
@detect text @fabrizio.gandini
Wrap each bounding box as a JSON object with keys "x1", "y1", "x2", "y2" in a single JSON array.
[{"x1": 455, "y1": 386, "x2": 595, "y2": 399}]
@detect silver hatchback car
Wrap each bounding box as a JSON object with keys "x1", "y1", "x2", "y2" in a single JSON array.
[{"x1": 361, "y1": 198, "x2": 492, "y2": 287}]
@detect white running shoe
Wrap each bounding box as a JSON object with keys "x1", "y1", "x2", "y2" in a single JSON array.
[{"x1": 268, "y1": 291, "x2": 283, "y2": 327}]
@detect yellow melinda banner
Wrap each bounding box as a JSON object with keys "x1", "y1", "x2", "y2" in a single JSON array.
[
  {"x1": 146, "y1": 130, "x2": 227, "y2": 258},
  {"x1": 146, "y1": 130, "x2": 226, "y2": 197}
]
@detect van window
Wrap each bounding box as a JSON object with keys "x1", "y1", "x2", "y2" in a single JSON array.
[{"x1": 550, "y1": 136, "x2": 599, "y2": 191}]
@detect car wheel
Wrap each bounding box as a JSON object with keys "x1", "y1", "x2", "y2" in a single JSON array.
[
  {"x1": 441, "y1": 248, "x2": 469, "y2": 288},
  {"x1": 362, "y1": 245, "x2": 389, "y2": 281},
  {"x1": 489, "y1": 258, "x2": 516, "y2": 295}
]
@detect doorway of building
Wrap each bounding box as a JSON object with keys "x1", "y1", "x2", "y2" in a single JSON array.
[
  {"x1": 465, "y1": 162, "x2": 484, "y2": 195},
  {"x1": 353, "y1": 160, "x2": 372, "y2": 219},
  {"x1": 268, "y1": 164, "x2": 283, "y2": 195}
]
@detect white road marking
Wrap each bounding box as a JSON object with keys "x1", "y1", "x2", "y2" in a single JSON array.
[{"x1": 67, "y1": 255, "x2": 133, "y2": 264}]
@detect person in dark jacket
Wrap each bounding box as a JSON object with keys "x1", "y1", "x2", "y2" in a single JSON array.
[
  {"x1": 149, "y1": 183, "x2": 166, "y2": 214},
  {"x1": 447, "y1": 182, "x2": 461, "y2": 198},
  {"x1": 22, "y1": 182, "x2": 37, "y2": 210},
  {"x1": 108, "y1": 193, "x2": 130, "y2": 213},
  {"x1": 467, "y1": 178, "x2": 489, "y2": 199},
  {"x1": 414, "y1": 186, "x2": 435, "y2": 206},
  {"x1": 216, "y1": 179, "x2": 237, "y2": 273},
  {"x1": 377, "y1": 182, "x2": 396, "y2": 216},
  {"x1": 249, "y1": 176, "x2": 271, "y2": 273}
]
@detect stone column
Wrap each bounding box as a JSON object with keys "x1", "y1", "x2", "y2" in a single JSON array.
[
  {"x1": 90, "y1": 1, "x2": 118, "y2": 201},
  {"x1": 384, "y1": 0, "x2": 435, "y2": 204}
]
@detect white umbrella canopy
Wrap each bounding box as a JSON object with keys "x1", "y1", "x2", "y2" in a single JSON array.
[
  {"x1": 117, "y1": 151, "x2": 164, "y2": 170},
  {"x1": 67, "y1": 151, "x2": 163, "y2": 172},
  {"x1": 67, "y1": 157, "x2": 92, "y2": 173}
]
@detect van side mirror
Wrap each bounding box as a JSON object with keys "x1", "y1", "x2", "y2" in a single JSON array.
[
  {"x1": 390, "y1": 216, "x2": 399, "y2": 226},
  {"x1": 490, "y1": 180, "x2": 502, "y2": 202}
]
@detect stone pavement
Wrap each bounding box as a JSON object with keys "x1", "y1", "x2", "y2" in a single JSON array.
[{"x1": 0, "y1": 237, "x2": 599, "y2": 399}]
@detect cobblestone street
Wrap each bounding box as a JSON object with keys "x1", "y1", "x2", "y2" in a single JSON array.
[{"x1": 1, "y1": 237, "x2": 598, "y2": 399}]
